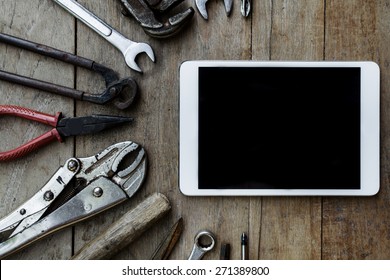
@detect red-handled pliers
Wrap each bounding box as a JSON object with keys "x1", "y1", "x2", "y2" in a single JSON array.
[{"x1": 0, "y1": 105, "x2": 133, "y2": 161}]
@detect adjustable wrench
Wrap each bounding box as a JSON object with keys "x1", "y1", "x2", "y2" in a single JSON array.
[{"x1": 53, "y1": 0, "x2": 155, "y2": 73}]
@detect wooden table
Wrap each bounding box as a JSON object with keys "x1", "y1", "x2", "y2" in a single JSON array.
[{"x1": 1, "y1": 0, "x2": 389, "y2": 260}]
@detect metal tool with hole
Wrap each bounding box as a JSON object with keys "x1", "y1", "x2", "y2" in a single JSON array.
[
  {"x1": 53, "y1": 0, "x2": 155, "y2": 73},
  {"x1": 195, "y1": 0, "x2": 233, "y2": 20},
  {"x1": 188, "y1": 230, "x2": 216, "y2": 260},
  {"x1": 0, "y1": 141, "x2": 147, "y2": 258}
]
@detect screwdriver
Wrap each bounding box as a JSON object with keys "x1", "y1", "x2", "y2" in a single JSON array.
[{"x1": 241, "y1": 232, "x2": 248, "y2": 260}]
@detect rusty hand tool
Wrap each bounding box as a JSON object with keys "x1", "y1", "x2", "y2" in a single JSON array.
[
  {"x1": 0, "y1": 33, "x2": 137, "y2": 110},
  {"x1": 0, "y1": 105, "x2": 133, "y2": 161},
  {"x1": 53, "y1": 0, "x2": 155, "y2": 73},
  {"x1": 120, "y1": 0, "x2": 194, "y2": 38},
  {"x1": 72, "y1": 193, "x2": 171, "y2": 260},
  {"x1": 195, "y1": 0, "x2": 233, "y2": 20},
  {"x1": 150, "y1": 217, "x2": 183, "y2": 259},
  {"x1": 0, "y1": 141, "x2": 147, "y2": 259}
]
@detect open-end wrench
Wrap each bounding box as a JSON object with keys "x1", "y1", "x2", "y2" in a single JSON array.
[
  {"x1": 53, "y1": 0, "x2": 155, "y2": 73},
  {"x1": 188, "y1": 230, "x2": 216, "y2": 260},
  {"x1": 195, "y1": 0, "x2": 233, "y2": 20}
]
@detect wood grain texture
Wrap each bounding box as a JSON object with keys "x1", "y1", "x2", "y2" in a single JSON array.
[
  {"x1": 0, "y1": 0, "x2": 75, "y2": 259},
  {"x1": 1, "y1": 0, "x2": 390, "y2": 260},
  {"x1": 252, "y1": 0, "x2": 324, "y2": 259},
  {"x1": 322, "y1": 0, "x2": 390, "y2": 259}
]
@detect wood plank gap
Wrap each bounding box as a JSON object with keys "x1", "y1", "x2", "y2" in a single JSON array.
[
  {"x1": 73, "y1": 16, "x2": 78, "y2": 119},
  {"x1": 269, "y1": 0, "x2": 274, "y2": 60},
  {"x1": 321, "y1": 0, "x2": 326, "y2": 260},
  {"x1": 320, "y1": 197, "x2": 324, "y2": 259},
  {"x1": 250, "y1": 0, "x2": 253, "y2": 60},
  {"x1": 323, "y1": 0, "x2": 327, "y2": 60},
  {"x1": 258, "y1": 197, "x2": 264, "y2": 259},
  {"x1": 71, "y1": 16, "x2": 78, "y2": 257}
]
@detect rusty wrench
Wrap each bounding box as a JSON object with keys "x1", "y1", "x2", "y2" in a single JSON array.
[
  {"x1": 0, "y1": 33, "x2": 137, "y2": 110},
  {"x1": 120, "y1": 0, "x2": 195, "y2": 38},
  {"x1": 53, "y1": 0, "x2": 155, "y2": 73}
]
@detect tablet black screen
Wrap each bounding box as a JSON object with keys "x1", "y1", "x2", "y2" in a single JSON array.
[{"x1": 198, "y1": 67, "x2": 361, "y2": 189}]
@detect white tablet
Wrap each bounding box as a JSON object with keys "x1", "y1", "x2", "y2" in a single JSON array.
[{"x1": 179, "y1": 61, "x2": 380, "y2": 196}]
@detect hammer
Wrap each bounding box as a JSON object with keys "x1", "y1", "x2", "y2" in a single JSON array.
[{"x1": 71, "y1": 193, "x2": 171, "y2": 260}]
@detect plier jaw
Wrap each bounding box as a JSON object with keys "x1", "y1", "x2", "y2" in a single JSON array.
[
  {"x1": 0, "y1": 33, "x2": 138, "y2": 109},
  {"x1": 0, "y1": 141, "x2": 147, "y2": 259},
  {"x1": 76, "y1": 141, "x2": 147, "y2": 195},
  {"x1": 0, "y1": 105, "x2": 133, "y2": 161}
]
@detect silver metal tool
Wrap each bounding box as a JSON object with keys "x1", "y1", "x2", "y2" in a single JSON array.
[
  {"x1": 195, "y1": 0, "x2": 233, "y2": 20},
  {"x1": 188, "y1": 230, "x2": 216, "y2": 260},
  {"x1": 241, "y1": 232, "x2": 248, "y2": 260},
  {"x1": 53, "y1": 0, "x2": 155, "y2": 73},
  {"x1": 120, "y1": 0, "x2": 195, "y2": 39},
  {"x1": 0, "y1": 141, "x2": 147, "y2": 259},
  {"x1": 241, "y1": 0, "x2": 251, "y2": 17}
]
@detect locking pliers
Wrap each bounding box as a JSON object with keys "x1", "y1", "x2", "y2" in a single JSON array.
[
  {"x1": 0, "y1": 141, "x2": 147, "y2": 259},
  {"x1": 120, "y1": 0, "x2": 195, "y2": 38}
]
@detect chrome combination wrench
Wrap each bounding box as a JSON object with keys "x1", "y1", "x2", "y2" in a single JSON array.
[
  {"x1": 53, "y1": 0, "x2": 155, "y2": 73},
  {"x1": 188, "y1": 230, "x2": 216, "y2": 260}
]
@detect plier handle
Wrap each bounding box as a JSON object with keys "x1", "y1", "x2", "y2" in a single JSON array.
[
  {"x1": 0, "y1": 105, "x2": 132, "y2": 161},
  {"x1": 0, "y1": 33, "x2": 137, "y2": 110},
  {"x1": 0, "y1": 141, "x2": 147, "y2": 259}
]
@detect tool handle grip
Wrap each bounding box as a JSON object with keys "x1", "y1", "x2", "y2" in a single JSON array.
[
  {"x1": 0, "y1": 105, "x2": 62, "y2": 161},
  {"x1": 0, "y1": 105, "x2": 60, "y2": 126},
  {"x1": 71, "y1": 193, "x2": 171, "y2": 260},
  {"x1": 0, "y1": 32, "x2": 94, "y2": 68},
  {"x1": 53, "y1": 0, "x2": 112, "y2": 37},
  {"x1": 0, "y1": 129, "x2": 62, "y2": 161}
]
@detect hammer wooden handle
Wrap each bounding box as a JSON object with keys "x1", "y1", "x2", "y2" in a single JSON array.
[{"x1": 71, "y1": 193, "x2": 171, "y2": 260}]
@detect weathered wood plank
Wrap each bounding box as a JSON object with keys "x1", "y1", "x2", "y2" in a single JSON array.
[
  {"x1": 70, "y1": 0, "x2": 147, "y2": 259},
  {"x1": 70, "y1": 0, "x2": 254, "y2": 260},
  {"x1": 0, "y1": 0, "x2": 75, "y2": 259},
  {"x1": 1, "y1": 0, "x2": 389, "y2": 261},
  {"x1": 252, "y1": 0, "x2": 324, "y2": 259},
  {"x1": 170, "y1": 2, "x2": 253, "y2": 261},
  {"x1": 322, "y1": 0, "x2": 390, "y2": 259}
]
